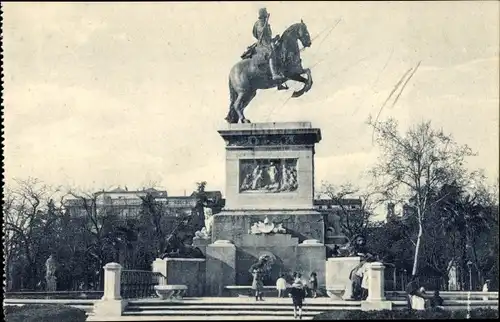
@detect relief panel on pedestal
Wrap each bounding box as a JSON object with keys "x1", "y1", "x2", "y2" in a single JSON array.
[{"x1": 239, "y1": 158, "x2": 298, "y2": 193}]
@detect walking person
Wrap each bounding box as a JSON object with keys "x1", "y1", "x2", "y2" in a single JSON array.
[
  {"x1": 309, "y1": 272, "x2": 318, "y2": 298},
  {"x1": 276, "y1": 273, "x2": 287, "y2": 298},
  {"x1": 289, "y1": 273, "x2": 307, "y2": 319}
]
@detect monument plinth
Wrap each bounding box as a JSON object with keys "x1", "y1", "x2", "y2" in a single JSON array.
[
  {"x1": 205, "y1": 122, "x2": 326, "y2": 294},
  {"x1": 218, "y1": 122, "x2": 321, "y2": 210}
]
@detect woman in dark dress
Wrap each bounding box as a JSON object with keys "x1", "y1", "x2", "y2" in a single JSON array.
[{"x1": 251, "y1": 266, "x2": 265, "y2": 301}]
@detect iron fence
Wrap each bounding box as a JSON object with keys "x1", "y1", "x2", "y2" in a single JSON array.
[{"x1": 120, "y1": 269, "x2": 165, "y2": 299}]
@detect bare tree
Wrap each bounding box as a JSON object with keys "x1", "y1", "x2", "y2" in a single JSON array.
[
  {"x1": 3, "y1": 178, "x2": 64, "y2": 289},
  {"x1": 367, "y1": 117, "x2": 475, "y2": 276},
  {"x1": 319, "y1": 181, "x2": 376, "y2": 238}
]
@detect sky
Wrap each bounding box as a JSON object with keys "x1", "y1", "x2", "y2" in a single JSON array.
[{"x1": 3, "y1": 1, "x2": 499, "y2": 202}]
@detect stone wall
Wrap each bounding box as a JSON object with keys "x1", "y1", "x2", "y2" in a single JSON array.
[
  {"x1": 152, "y1": 258, "x2": 206, "y2": 297},
  {"x1": 236, "y1": 234, "x2": 300, "y2": 285}
]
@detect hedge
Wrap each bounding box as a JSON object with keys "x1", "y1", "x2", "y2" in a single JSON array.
[
  {"x1": 4, "y1": 304, "x2": 87, "y2": 322},
  {"x1": 312, "y1": 308, "x2": 499, "y2": 320}
]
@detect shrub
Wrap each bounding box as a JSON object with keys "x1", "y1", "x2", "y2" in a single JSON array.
[
  {"x1": 4, "y1": 304, "x2": 87, "y2": 322},
  {"x1": 312, "y1": 308, "x2": 499, "y2": 320}
]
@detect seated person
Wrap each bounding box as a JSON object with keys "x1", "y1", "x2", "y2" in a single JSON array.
[{"x1": 429, "y1": 290, "x2": 444, "y2": 309}]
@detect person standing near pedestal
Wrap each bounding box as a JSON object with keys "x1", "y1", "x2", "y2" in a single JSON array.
[
  {"x1": 276, "y1": 274, "x2": 287, "y2": 298},
  {"x1": 250, "y1": 259, "x2": 267, "y2": 301},
  {"x1": 309, "y1": 272, "x2": 318, "y2": 298}
]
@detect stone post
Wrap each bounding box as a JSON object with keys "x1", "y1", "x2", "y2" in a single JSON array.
[
  {"x1": 361, "y1": 262, "x2": 392, "y2": 311},
  {"x1": 89, "y1": 262, "x2": 127, "y2": 320}
]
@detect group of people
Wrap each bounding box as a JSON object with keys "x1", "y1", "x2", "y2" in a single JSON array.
[
  {"x1": 275, "y1": 272, "x2": 319, "y2": 319},
  {"x1": 405, "y1": 275, "x2": 444, "y2": 310},
  {"x1": 249, "y1": 262, "x2": 318, "y2": 320},
  {"x1": 275, "y1": 272, "x2": 319, "y2": 298}
]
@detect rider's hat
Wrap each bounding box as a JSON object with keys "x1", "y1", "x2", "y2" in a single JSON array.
[{"x1": 258, "y1": 8, "x2": 268, "y2": 19}]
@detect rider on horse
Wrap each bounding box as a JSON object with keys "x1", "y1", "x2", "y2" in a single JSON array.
[{"x1": 241, "y1": 8, "x2": 288, "y2": 90}]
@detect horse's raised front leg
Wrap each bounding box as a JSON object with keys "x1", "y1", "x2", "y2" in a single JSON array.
[{"x1": 290, "y1": 68, "x2": 313, "y2": 98}]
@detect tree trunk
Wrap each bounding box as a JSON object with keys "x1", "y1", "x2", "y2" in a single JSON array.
[{"x1": 412, "y1": 221, "x2": 423, "y2": 276}]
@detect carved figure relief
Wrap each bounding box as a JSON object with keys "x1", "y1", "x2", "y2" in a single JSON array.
[{"x1": 240, "y1": 158, "x2": 298, "y2": 193}]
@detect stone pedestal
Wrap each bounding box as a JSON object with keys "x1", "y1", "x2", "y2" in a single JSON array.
[
  {"x1": 45, "y1": 276, "x2": 57, "y2": 292},
  {"x1": 207, "y1": 122, "x2": 326, "y2": 291},
  {"x1": 212, "y1": 210, "x2": 324, "y2": 244},
  {"x1": 217, "y1": 122, "x2": 321, "y2": 211},
  {"x1": 296, "y1": 240, "x2": 326, "y2": 287},
  {"x1": 91, "y1": 262, "x2": 127, "y2": 319},
  {"x1": 152, "y1": 258, "x2": 206, "y2": 297},
  {"x1": 361, "y1": 262, "x2": 392, "y2": 311},
  {"x1": 325, "y1": 257, "x2": 361, "y2": 300},
  {"x1": 206, "y1": 240, "x2": 236, "y2": 296}
]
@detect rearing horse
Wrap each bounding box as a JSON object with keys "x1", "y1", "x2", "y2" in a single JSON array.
[{"x1": 225, "y1": 20, "x2": 313, "y2": 124}]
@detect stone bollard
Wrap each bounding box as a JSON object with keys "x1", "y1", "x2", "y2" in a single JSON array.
[
  {"x1": 89, "y1": 262, "x2": 127, "y2": 320},
  {"x1": 361, "y1": 262, "x2": 392, "y2": 311}
]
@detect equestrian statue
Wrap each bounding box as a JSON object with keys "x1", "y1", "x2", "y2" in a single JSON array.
[{"x1": 225, "y1": 8, "x2": 313, "y2": 124}]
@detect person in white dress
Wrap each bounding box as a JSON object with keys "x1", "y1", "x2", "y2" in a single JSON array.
[
  {"x1": 482, "y1": 280, "x2": 490, "y2": 301},
  {"x1": 411, "y1": 286, "x2": 427, "y2": 310},
  {"x1": 276, "y1": 274, "x2": 287, "y2": 298},
  {"x1": 360, "y1": 262, "x2": 370, "y2": 300}
]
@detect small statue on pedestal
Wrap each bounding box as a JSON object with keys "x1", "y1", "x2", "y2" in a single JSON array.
[{"x1": 45, "y1": 254, "x2": 57, "y2": 291}]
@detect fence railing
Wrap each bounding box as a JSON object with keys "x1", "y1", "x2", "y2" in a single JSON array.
[{"x1": 120, "y1": 269, "x2": 165, "y2": 299}]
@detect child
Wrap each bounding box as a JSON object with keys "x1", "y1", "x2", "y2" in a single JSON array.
[
  {"x1": 289, "y1": 273, "x2": 307, "y2": 319},
  {"x1": 309, "y1": 272, "x2": 318, "y2": 298},
  {"x1": 276, "y1": 274, "x2": 287, "y2": 298}
]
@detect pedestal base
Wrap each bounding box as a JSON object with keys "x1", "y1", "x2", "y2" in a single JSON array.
[
  {"x1": 325, "y1": 257, "x2": 361, "y2": 300},
  {"x1": 212, "y1": 210, "x2": 325, "y2": 244},
  {"x1": 361, "y1": 300, "x2": 393, "y2": 311},
  {"x1": 92, "y1": 299, "x2": 127, "y2": 318}
]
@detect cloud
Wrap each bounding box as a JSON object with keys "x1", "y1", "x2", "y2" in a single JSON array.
[{"x1": 2, "y1": 2, "x2": 498, "y2": 195}]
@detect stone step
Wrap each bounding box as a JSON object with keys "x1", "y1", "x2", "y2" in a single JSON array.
[
  {"x1": 125, "y1": 305, "x2": 361, "y2": 311},
  {"x1": 88, "y1": 315, "x2": 313, "y2": 321},
  {"x1": 123, "y1": 309, "x2": 322, "y2": 316},
  {"x1": 126, "y1": 298, "x2": 362, "y2": 306}
]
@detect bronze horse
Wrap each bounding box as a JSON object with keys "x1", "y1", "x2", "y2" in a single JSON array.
[{"x1": 225, "y1": 20, "x2": 313, "y2": 124}]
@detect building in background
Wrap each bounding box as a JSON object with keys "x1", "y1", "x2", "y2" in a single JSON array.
[{"x1": 65, "y1": 187, "x2": 362, "y2": 224}]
